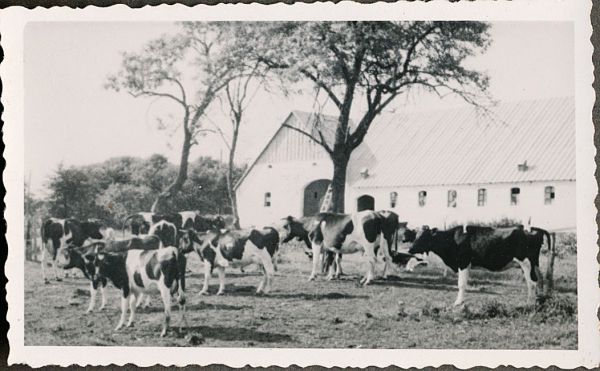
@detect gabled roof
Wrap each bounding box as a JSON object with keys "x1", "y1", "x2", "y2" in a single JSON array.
[
  {"x1": 350, "y1": 97, "x2": 575, "y2": 188},
  {"x1": 234, "y1": 111, "x2": 347, "y2": 190}
]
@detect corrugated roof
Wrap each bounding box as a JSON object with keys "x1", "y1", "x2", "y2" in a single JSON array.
[{"x1": 350, "y1": 97, "x2": 575, "y2": 188}]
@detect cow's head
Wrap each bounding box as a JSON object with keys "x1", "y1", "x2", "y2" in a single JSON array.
[
  {"x1": 151, "y1": 221, "x2": 177, "y2": 247},
  {"x1": 390, "y1": 251, "x2": 422, "y2": 268},
  {"x1": 408, "y1": 226, "x2": 437, "y2": 255},
  {"x1": 56, "y1": 243, "x2": 79, "y2": 269},
  {"x1": 280, "y1": 216, "x2": 307, "y2": 243},
  {"x1": 81, "y1": 220, "x2": 104, "y2": 240},
  {"x1": 177, "y1": 229, "x2": 202, "y2": 254}
]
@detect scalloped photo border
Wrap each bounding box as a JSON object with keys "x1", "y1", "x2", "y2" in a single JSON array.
[{"x1": 1, "y1": 0, "x2": 597, "y2": 368}]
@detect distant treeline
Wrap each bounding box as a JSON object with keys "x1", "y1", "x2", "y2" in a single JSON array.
[{"x1": 26, "y1": 155, "x2": 246, "y2": 228}]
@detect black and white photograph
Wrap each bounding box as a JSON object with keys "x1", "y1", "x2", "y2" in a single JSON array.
[{"x1": 3, "y1": 1, "x2": 598, "y2": 368}]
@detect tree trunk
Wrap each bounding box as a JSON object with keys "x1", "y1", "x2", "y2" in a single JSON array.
[
  {"x1": 226, "y1": 132, "x2": 241, "y2": 229},
  {"x1": 151, "y1": 128, "x2": 192, "y2": 213},
  {"x1": 329, "y1": 154, "x2": 349, "y2": 213}
]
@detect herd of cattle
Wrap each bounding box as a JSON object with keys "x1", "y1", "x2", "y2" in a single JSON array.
[{"x1": 38, "y1": 209, "x2": 553, "y2": 337}]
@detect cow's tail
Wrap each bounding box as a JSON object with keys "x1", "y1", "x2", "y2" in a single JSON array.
[{"x1": 121, "y1": 214, "x2": 136, "y2": 237}]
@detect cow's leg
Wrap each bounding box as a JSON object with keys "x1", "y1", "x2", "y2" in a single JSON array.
[
  {"x1": 454, "y1": 265, "x2": 471, "y2": 306},
  {"x1": 126, "y1": 294, "x2": 137, "y2": 327},
  {"x1": 115, "y1": 294, "x2": 129, "y2": 331},
  {"x1": 533, "y1": 264, "x2": 544, "y2": 295},
  {"x1": 158, "y1": 281, "x2": 172, "y2": 337},
  {"x1": 258, "y1": 251, "x2": 275, "y2": 294},
  {"x1": 515, "y1": 258, "x2": 537, "y2": 304},
  {"x1": 41, "y1": 244, "x2": 49, "y2": 284},
  {"x1": 308, "y1": 243, "x2": 322, "y2": 281},
  {"x1": 360, "y1": 247, "x2": 377, "y2": 286},
  {"x1": 52, "y1": 258, "x2": 61, "y2": 282},
  {"x1": 334, "y1": 254, "x2": 342, "y2": 279},
  {"x1": 99, "y1": 280, "x2": 107, "y2": 311},
  {"x1": 199, "y1": 261, "x2": 211, "y2": 295},
  {"x1": 216, "y1": 267, "x2": 226, "y2": 296},
  {"x1": 381, "y1": 242, "x2": 392, "y2": 280},
  {"x1": 177, "y1": 278, "x2": 187, "y2": 331},
  {"x1": 86, "y1": 281, "x2": 97, "y2": 313}
]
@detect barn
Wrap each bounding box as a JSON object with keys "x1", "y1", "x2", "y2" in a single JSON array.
[{"x1": 235, "y1": 97, "x2": 575, "y2": 231}]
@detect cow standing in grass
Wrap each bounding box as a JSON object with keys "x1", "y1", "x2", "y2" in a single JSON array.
[
  {"x1": 40, "y1": 218, "x2": 104, "y2": 283},
  {"x1": 56, "y1": 235, "x2": 162, "y2": 313},
  {"x1": 93, "y1": 245, "x2": 187, "y2": 337},
  {"x1": 409, "y1": 225, "x2": 548, "y2": 306},
  {"x1": 185, "y1": 227, "x2": 278, "y2": 295}
]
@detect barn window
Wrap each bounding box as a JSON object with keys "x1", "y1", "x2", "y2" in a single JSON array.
[
  {"x1": 477, "y1": 188, "x2": 487, "y2": 207},
  {"x1": 510, "y1": 187, "x2": 520, "y2": 205},
  {"x1": 390, "y1": 191, "x2": 398, "y2": 208},
  {"x1": 264, "y1": 192, "x2": 271, "y2": 207},
  {"x1": 544, "y1": 186, "x2": 555, "y2": 205},
  {"x1": 447, "y1": 190, "x2": 457, "y2": 208},
  {"x1": 418, "y1": 191, "x2": 427, "y2": 207}
]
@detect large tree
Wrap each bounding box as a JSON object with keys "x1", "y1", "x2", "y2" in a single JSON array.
[
  {"x1": 249, "y1": 21, "x2": 492, "y2": 212},
  {"x1": 106, "y1": 22, "x2": 243, "y2": 213}
]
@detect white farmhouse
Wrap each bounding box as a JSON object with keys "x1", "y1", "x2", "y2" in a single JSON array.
[{"x1": 235, "y1": 97, "x2": 575, "y2": 231}]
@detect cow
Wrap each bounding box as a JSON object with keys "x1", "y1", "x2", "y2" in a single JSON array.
[
  {"x1": 122, "y1": 212, "x2": 155, "y2": 236},
  {"x1": 408, "y1": 225, "x2": 549, "y2": 306},
  {"x1": 56, "y1": 235, "x2": 163, "y2": 313},
  {"x1": 40, "y1": 218, "x2": 104, "y2": 283},
  {"x1": 56, "y1": 242, "x2": 108, "y2": 313},
  {"x1": 307, "y1": 210, "x2": 394, "y2": 285},
  {"x1": 187, "y1": 227, "x2": 278, "y2": 295},
  {"x1": 93, "y1": 246, "x2": 187, "y2": 337},
  {"x1": 148, "y1": 220, "x2": 178, "y2": 248}
]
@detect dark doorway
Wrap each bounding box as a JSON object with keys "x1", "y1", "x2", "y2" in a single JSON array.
[
  {"x1": 357, "y1": 195, "x2": 375, "y2": 211},
  {"x1": 303, "y1": 179, "x2": 331, "y2": 216}
]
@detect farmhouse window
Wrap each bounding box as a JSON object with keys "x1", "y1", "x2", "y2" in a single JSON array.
[
  {"x1": 390, "y1": 191, "x2": 398, "y2": 208},
  {"x1": 447, "y1": 190, "x2": 457, "y2": 208},
  {"x1": 544, "y1": 186, "x2": 555, "y2": 205},
  {"x1": 264, "y1": 192, "x2": 271, "y2": 207},
  {"x1": 510, "y1": 187, "x2": 520, "y2": 205},
  {"x1": 418, "y1": 191, "x2": 427, "y2": 207},
  {"x1": 477, "y1": 188, "x2": 487, "y2": 206}
]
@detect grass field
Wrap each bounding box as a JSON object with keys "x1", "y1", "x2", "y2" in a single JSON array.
[{"x1": 24, "y1": 242, "x2": 578, "y2": 349}]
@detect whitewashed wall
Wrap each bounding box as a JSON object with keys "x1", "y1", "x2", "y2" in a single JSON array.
[
  {"x1": 347, "y1": 180, "x2": 576, "y2": 231},
  {"x1": 236, "y1": 160, "x2": 333, "y2": 228}
]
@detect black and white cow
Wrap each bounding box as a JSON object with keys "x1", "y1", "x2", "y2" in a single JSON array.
[
  {"x1": 93, "y1": 246, "x2": 187, "y2": 337},
  {"x1": 40, "y1": 218, "x2": 104, "y2": 283},
  {"x1": 187, "y1": 227, "x2": 278, "y2": 295},
  {"x1": 56, "y1": 242, "x2": 108, "y2": 313},
  {"x1": 408, "y1": 225, "x2": 549, "y2": 305},
  {"x1": 56, "y1": 235, "x2": 163, "y2": 313},
  {"x1": 148, "y1": 220, "x2": 178, "y2": 248},
  {"x1": 307, "y1": 210, "x2": 390, "y2": 285},
  {"x1": 122, "y1": 212, "x2": 155, "y2": 236}
]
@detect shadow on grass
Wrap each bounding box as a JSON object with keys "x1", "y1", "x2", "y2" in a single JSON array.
[
  {"x1": 211, "y1": 285, "x2": 370, "y2": 300},
  {"x1": 179, "y1": 325, "x2": 292, "y2": 343},
  {"x1": 370, "y1": 275, "x2": 502, "y2": 296},
  {"x1": 137, "y1": 302, "x2": 252, "y2": 313}
]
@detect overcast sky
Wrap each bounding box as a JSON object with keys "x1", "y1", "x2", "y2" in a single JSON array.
[{"x1": 24, "y1": 22, "x2": 574, "y2": 196}]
